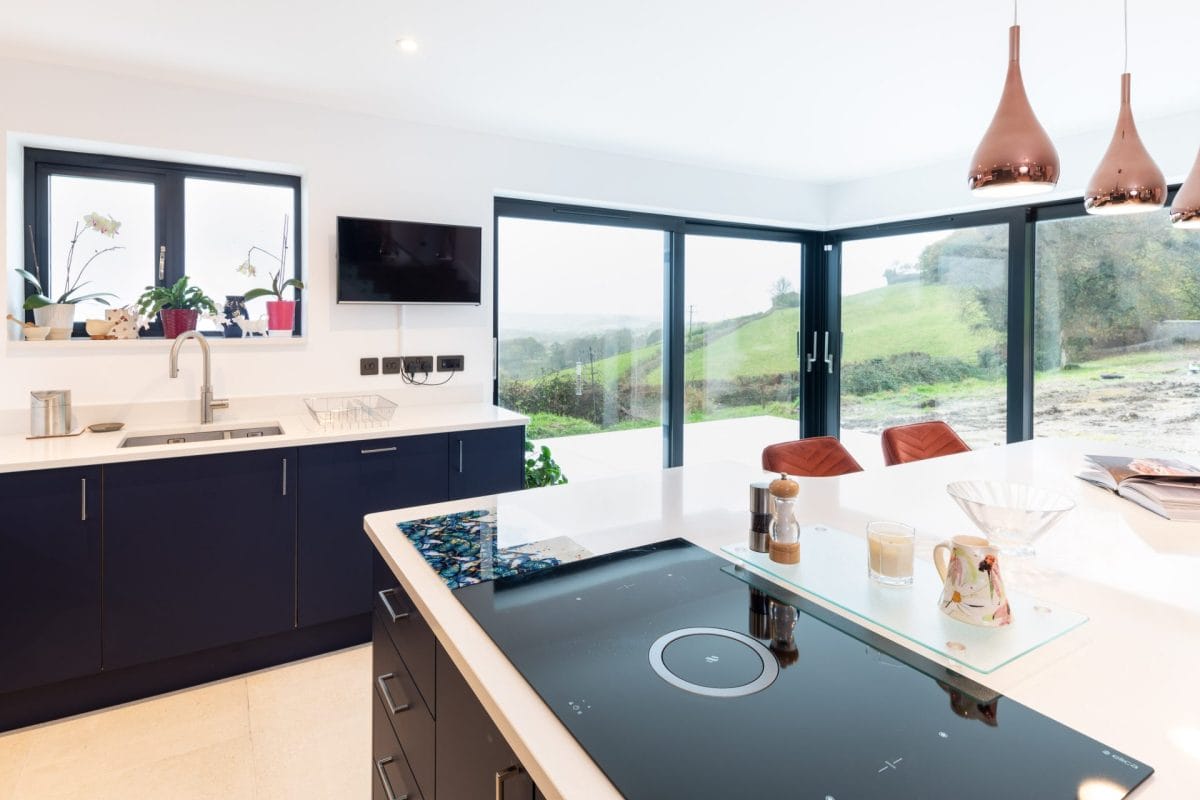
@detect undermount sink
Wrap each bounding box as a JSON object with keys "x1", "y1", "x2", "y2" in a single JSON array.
[{"x1": 119, "y1": 423, "x2": 284, "y2": 448}]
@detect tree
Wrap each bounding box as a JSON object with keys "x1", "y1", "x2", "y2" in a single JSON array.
[{"x1": 770, "y1": 276, "x2": 800, "y2": 309}]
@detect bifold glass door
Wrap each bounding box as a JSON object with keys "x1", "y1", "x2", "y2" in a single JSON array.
[
  {"x1": 497, "y1": 216, "x2": 666, "y2": 482},
  {"x1": 837, "y1": 225, "x2": 1009, "y2": 458},
  {"x1": 682, "y1": 233, "x2": 804, "y2": 467}
]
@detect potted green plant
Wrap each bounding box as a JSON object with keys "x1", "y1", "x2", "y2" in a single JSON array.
[
  {"x1": 135, "y1": 276, "x2": 218, "y2": 339},
  {"x1": 524, "y1": 439, "x2": 568, "y2": 488},
  {"x1": 14, "y1": 215, "x2": 122, "y2": 339},
  {"x1": 239, "y1": 214, "x2": 302, "y2": 335}
]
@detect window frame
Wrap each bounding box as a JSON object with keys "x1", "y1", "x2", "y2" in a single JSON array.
[{"x1": 22, "y1": 148, "x2": 303, "y2": 337}]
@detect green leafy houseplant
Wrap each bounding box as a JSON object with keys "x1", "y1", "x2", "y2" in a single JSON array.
[
  {"x1": 15, "y1": 215, "x2": 122, "y2": 309},
  {"x1": 524, "y1": 439, "x2": 568, "y2": 488},
  {"x1": 134, "y1": 276, "x2": 219, "y2": 317}
]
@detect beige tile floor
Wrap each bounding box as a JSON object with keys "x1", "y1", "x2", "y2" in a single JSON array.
[{"x1": 0, "y1": 645, "x2": 370, "y2": 800}]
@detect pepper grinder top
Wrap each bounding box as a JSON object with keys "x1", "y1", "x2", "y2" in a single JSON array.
[{"x1": 768, "y1": 473, "x2": 801, "y2": 565}]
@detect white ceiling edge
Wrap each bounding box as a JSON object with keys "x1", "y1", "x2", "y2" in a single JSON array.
[{"x1": 827, "y1": 108, "x2": 1200, "y2": 230}]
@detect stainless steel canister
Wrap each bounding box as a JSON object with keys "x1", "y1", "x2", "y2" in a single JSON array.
[
  {"x1": 749, "y1": 481, "x2": 773, "y2": 553},
  {"x1": 30, "y1": 390, "x2": 71, "y2": 437}
]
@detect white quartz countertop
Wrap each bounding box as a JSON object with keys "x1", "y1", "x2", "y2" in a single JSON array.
[
  {"x1": 365, "y1": 438, "x2": 1200, "y2": 800},
  {"x1": 0, "y1": 400, "x2": 526, "y2": 474}
]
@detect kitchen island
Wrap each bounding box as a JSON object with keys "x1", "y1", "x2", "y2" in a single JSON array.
[{"x1": 365, "y1": 438, "x2": 1200, "y2": 799}]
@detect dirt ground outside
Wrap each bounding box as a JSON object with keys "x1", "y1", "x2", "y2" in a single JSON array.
[{"x1": 842, "y1": 345, "x2": 1200, "y2": 456}]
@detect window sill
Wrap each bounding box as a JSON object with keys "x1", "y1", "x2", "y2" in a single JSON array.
[{"x1": 7, "y1": 336, "x2": 306, "y2": 350}]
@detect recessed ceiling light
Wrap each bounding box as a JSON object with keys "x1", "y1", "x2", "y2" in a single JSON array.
[{"x1": 396, "y1": 37, "x2": 419, "y2": 54}]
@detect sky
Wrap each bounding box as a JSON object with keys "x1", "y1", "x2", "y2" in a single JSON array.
[
  {"x1": 498, "y1": 218, "x2": 804, "y2": 325},
  {"x1": 840, "y1": 229, "x2": 953, "y2": 296}
]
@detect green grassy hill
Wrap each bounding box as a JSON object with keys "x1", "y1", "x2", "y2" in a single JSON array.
[{"x1": 544, "y1": 282, "x2": 1000, "y2": 385}]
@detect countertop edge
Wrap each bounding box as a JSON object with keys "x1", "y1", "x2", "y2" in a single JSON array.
[{"x1": 0, "y1": 405, "x2": 528, "y2": 474}]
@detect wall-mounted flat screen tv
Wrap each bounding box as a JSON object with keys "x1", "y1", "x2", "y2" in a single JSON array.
[{"x1": 336, "y1": 216, "x2": 482, "y2": 305}]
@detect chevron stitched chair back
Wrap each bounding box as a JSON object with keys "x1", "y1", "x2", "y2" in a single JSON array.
[
  {"x1": 880, "y1": 420, "x2": 970, "y2": 467},
  {"x1": 761, "y1": 436, "x2": 864, "y2": 477}
]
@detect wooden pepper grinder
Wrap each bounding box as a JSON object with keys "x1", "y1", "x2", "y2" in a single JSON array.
[{"x1": 768, "y1": 473, "x2": 801, "y2": 565}]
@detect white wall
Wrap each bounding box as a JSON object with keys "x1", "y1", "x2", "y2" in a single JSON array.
[
  {"x1": 826, "y1": 109, "x2": 1200, "y2": 228},
  {"x1": 0, "y1": 57, "x2": 829, "y2": 412}
]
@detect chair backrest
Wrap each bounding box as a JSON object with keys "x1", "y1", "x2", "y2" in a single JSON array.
[
  {"x1": 761, "y1": 436, "x2": 864, "y2": 478},
  {"x1": 880, "y1": 420, "x2": 971, "y2": 466}
]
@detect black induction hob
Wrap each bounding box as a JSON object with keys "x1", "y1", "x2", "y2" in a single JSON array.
[{"x1": 454, "y1": 539, "x2": 1152, "y2": 799}]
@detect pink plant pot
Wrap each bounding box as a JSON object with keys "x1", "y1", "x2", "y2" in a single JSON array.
[
  {"x1": 266, "y1": 300, "x2": 296, "y2": 334},
  {"x1": 160, "y1": 308, "x2": 199, "y2": 339}
]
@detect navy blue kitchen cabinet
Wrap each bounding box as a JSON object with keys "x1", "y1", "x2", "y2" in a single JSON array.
[
  {"x1": 297, "y1": 435, "x2": 448, "y2": 627},
  {"x1": 0, "y1": 467, "x2": 101, "y2": 694},
  {"x1": 447, "y1": 426, "x2": 525, "y2": 500},
  {"x1": 102, "y1": 449, "x2": 298, "y2": 668}
]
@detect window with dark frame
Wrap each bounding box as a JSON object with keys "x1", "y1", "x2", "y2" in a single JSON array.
[{"x1": 21, "y1": 148, "x2": 303, "y2": 337}]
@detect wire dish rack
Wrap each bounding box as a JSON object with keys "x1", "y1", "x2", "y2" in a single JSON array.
[{"x1": 304, "y1": 394, "x2": 398, "y2": 429}]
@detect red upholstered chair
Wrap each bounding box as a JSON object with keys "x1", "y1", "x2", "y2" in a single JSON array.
[
  {"x1": 761, "y1": 436, "x2": 864, "y2": 478},
  {"x1": 880, "y1": 420, "x2": 971, "y2": 467}
]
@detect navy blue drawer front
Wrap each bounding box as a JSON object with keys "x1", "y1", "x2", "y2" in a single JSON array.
[
  {"x1": 374, "y1": 560, "x2": 436, "y2": 717},
  {"x1": 0, "y1": 466, "x2": 101, "y2": 694},
  {"x1": 373, "y1": 611, "x2": 435, "y2": 798},
  {"x1": 102, "y1": 450, "x2": 297, "y2": 669},
  {"x1": 298, "y1": 434, "x2": 448, "y2": 627},
  {"x1": 373, "y1": 690, "x2": 425, "y2": 800},
  {"x1": 446, "y1": 426, "x2": 525, "y2": 501}
]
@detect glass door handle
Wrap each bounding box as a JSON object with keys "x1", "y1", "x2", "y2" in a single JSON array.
[
  {"x1": 823, "y1": 331, "x2": 834, "y2": 374},
  {"x1": 805, "y1": 332, "x2": 818, "y2": 373}
]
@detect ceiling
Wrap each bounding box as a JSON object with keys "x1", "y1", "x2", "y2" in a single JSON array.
[{"x1": 2, "y1": 0, "x2": 1198, "y2": 183}]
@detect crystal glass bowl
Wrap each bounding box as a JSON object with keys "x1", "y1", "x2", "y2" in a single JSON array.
[{"x1": 945, "y1": 481, "x2": 1075, "y2": 557}]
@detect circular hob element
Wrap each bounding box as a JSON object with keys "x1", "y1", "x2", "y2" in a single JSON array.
[{"x1": 648, "y1": 627, "x2": 778, "y2": 698}]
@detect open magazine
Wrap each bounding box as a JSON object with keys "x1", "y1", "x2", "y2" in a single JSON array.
[{"x1": 1077, "y1": 455, "x2": 1200, "y2": 521}]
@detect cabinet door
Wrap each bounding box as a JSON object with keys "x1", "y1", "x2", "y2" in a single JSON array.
[
  {"x1": 435, "y1": 643, "x2": 534, "y2": 800},
  {"x1": 0, "y1": 467, "x2": 101, "y2": 694},
  {"x1": 446, "y1": 426, "x2": 525, "y2": 501},
  {"x1": 297, "y1": 435, "x2": 447, "y2": 627},
  {"x1": 103, "y1": 450, "x2": 297, "y2": 668}
]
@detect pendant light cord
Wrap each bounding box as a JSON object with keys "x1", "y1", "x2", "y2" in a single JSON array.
[
  {"x1": 1124, "y1": 0, "x2": 1129, "y2": 73},
  {"x1": 1013, "y1": 0, "x2": 1017, "y2": 26}
]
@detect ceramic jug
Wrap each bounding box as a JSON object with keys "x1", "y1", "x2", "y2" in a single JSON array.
[{"x1": 933, "y1": 535, "x2": 1012, "y2": 627}]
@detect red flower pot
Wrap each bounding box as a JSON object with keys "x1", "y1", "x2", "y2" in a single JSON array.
[
  {"x1": 266, "y1": 300, "x2": 296, "y2": 334},
  {"x1": 160, "y1": 308, "x2": 199, "y2": 339}
]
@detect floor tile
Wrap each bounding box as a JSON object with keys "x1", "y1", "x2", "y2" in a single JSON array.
[{"x1": 0, "y1": 732, "x2": 32, "y2": 800}]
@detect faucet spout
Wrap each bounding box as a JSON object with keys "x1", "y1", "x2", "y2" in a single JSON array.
[{"x1": 168, "y1": 330, "x2": 219, "y2": 423}]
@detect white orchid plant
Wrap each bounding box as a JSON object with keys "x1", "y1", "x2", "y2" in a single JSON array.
[
  {"x1": 237, "y1": 214, "x2": 303, "y2": 302},
  {"x1": 15, "y1": 213, "x2": 123, "y2": 309}
]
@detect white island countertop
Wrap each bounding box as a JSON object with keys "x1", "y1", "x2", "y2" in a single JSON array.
[
  {"x1": 0, "y1": 400, "x2": 526, "y2": 474},
  {"x1": 365, "y1": 438, "x2": 1200, "y2": 800}
]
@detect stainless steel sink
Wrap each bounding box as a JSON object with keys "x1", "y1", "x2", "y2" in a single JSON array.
[{"x1": 119, "y1": 424, "x2": 284, "y2": 448}]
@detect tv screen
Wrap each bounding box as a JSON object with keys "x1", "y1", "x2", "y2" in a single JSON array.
[{"x1": 336, "y1": 217, "x2": 482, "y2": 305}]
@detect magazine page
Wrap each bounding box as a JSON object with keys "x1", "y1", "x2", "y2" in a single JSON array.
[
  {"x1": 1120, "y1": 479, "x2": 1200, "y2": 522},
  {"x1": 1084, "y1": 455, "x2": 1200, "y2": 486}
]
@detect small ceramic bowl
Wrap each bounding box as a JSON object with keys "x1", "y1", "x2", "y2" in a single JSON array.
[
  {"x1": 85, "y1": 319, "x2": 115, "y2": 339},
  {"x1": 22, "y1": 326, "x2": 51, "y2": 341}
]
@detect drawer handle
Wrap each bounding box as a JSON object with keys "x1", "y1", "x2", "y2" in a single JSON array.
[
  {"x1": 81, "y1": 477, "x2": 87, "y2": 521},
  {"x1": 361, "y1": 446, "x2": 398, "y2": 454},
  {"x1": 376, "y1": 673, "x2": 412, "y2": 715},
  {"x1": 378, "y1": 589, "x2": 410, "y2": 623},
  {"x1": 495, "y1": 765, "x2": 522, "y2": 800},
  {"x1": 375, "y1": 756, "x2": 410, "y2": 800}
]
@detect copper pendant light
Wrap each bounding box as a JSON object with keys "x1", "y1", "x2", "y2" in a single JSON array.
[
  {"x1": 1170, "y1": 148, "x2": 1200, "y2": 229},
  {"x1": 1084, "y1": 0, "x2": 1166, "y2": 215},
  {"x1": 967, "y1": 2, "x2": 1059, "y2": 197}
]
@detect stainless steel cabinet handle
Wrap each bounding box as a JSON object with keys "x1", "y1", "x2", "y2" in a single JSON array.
[
  {"x1": 80, "y1": 478, "x2": 87, "y2": 521},
  {"x1": 823, "y1": 331, "x2": 834, "y2": 374},
  {"x1": 378, "y1": 589, "x2": 410, "y2": 623},
  {"x1": 375, "y1": 757, "x2": 409, "y2": 800},
  {"x1": 495, "y1": 765, "x2": 521, "y2": 800},
  {"x1": 805, "y1": 331, "x2": 817, "y2": 373},
  {"x1": 361, "y1": 446, "x2": 398, "y2": 455},
  {"x1": 281, "y1": 458, "x2": 288, "y2": 496},
  {"x1": 158, "y1": 245, "x2": 166, "y2": 281},
  {"x1": 458, "y1": 439, "x2": 464, "y2": 473},
  {"x1": 376, "y1": 673, "x2": 411, "y2": 715}
]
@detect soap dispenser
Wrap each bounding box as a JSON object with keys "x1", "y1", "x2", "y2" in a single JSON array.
[{"x1": 767, "y1": 473, "x2": 800, "y2": 564}]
